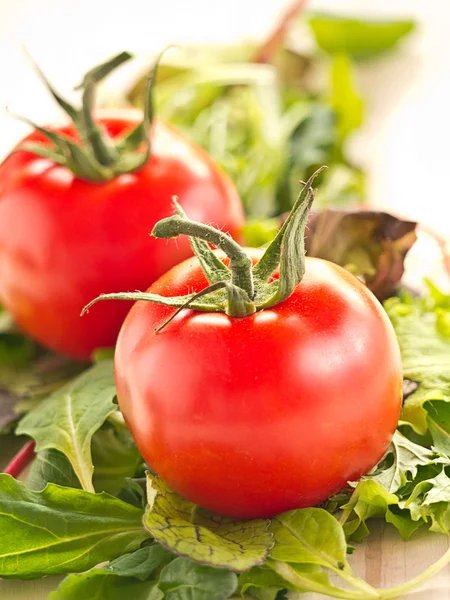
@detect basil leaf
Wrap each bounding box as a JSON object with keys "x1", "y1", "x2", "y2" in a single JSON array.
[
  {"x1": 17, "y1": 360, "x2": 117, "y2": 492},
  {"x1": 309, "y1": 13, "x2": 415, "y2": 59},
  {"x1": 0, "y1": 474, "x2": 149, "y2": 579},
  {"x1": 156, "y1": 556, "x2": 238, "y2": 600},
  {"x1": 144, "y1": 474, "x2": 272, "y2": 572}
]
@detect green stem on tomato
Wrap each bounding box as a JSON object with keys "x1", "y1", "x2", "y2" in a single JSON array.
[{"x1": 152, "y1": 216, "x2": 255, "y2": 300}]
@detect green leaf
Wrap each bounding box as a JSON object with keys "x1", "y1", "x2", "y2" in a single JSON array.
[
  {"x1": 253, "y1": 168, "x2": 324, "y2": 295},
  {"x1": 269, "y1": 508, "x2": 348, "y2": 572},
  {"x1": 26, "y1": 426, "x2": 141, "y2": 495},
  {"x1": 239, "y1": 566, "x2": 292, "y2": 599},
  {"x1": 91, "y1": 427, "x2": 142, "y2": 495},
  {"x1": 403, "y1": 468, "x2": 450, "y2": 533},
  {"x1": 17, "y1": 360, "x2": 117, "y2": 493},
  {"x1": 0, "y1": 474, "x2": 149, "y2": 579},
  {"x1": 51, "y1": 543, "x2": 174, "y2": 599},
  {"x1": 144, "y1": 475, "x2": 272, "y2": 572},
  {"x1": 329, "y1": 54, "x2": 363, "y2": 141},
  {"x1": 364, "y1": 431, "x2": 440, "y2": 493},
  {"x1": 340, "y1": 480, "x2": 399, "y2": 541},
  {"x1": 385, "y1": 505, "x2": 425, "y2": 541},
  {"x1": 425, "y1": 399, "x2": 450, "y2": 456},
  {"x1": 52, "y1": 576, "x2": 160, "y2": 600},
  {"x1": 386, "y1": 299, "x2": 450, "y2": 433},
  {"x1": 102, "y1": 544, "x2": 174, "y2": 580},
  {"x1": 156, "y1": 556, "x2": 238, "y2": 600},
  {"x1": 26, "y1": 448, "x2": 80, "y2": 491},
  {"x1": 309, "y1": 13, "x2": 415, "y2": 60}
]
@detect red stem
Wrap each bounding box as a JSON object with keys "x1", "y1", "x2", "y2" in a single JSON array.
[
  {"x1": 253, "y1": 0, "x2": 309, "y2": 64},
  {"x1": 3, "y1": 440, "x2": 36, "y2": 478}
]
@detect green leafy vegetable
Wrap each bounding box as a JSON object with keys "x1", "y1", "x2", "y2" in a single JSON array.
[
  {"x1": 144, "y1": 475, "x2": 272, "y2": 572},
  {"x1": 308, "y1": 13, "x2": 415, "y2": 59},
  {"x1": 51, "y1": 577, "x2": 160, "y2": 600},
  {"x1": 51, "y1": 544, "x2": 174, "y2": 599},
  {"x1": 386, "y1": 297, "x2": 450, "y2": 433},
  {"x1": 364, "y1": 431, "x2": 442, "y2": 494},
  {"x1": 0, "y1": 475, "x2": 149, "y2": 579},
  {"x1": 17, "y1": 360, "x2": 117, "y2": 492},
  {"x1": 154, "y1": 557, "x2": 238, "y2": 600},
  {"x1": 26, "y1": 448, "x2": 80, "y2": 491}
]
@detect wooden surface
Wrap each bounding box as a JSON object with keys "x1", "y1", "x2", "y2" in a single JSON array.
[{"x1": 0, "y1": 520, "x2": 449, "y2": 599}]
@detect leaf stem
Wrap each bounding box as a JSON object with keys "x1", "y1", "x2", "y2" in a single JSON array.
[
  {"x1": 379, "y1": 541, "x2": 450, "y2": 599},
  {"x1": 3, "y1": 440, "x2": 35, "y2": 478},
  {"x1": 152, "y1": 217, "x2": 254, "y2": 300},
  {"x1": 269, "y1": 560, "x2": 377, "y2": 600}
]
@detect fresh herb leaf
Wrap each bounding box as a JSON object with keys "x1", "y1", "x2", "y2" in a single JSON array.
[
  {"x1": 0, "y1": 474, "x2": 149, "y2": 579},
  {"x1": 155, "y1": 556, "x2": 238, "y2": 600},
  {"x1": 16, "y1": 360, "x2": 117, "y2": 492},
  {"x1": 308, "y1": 13, "x2": 415, "y2": 60},
  {"x1": 144, "y1": 474, "x2": 273, "y2": 572}
]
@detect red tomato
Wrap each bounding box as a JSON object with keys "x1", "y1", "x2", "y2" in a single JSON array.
[
  {"x1": 0, "y1": 110, "x2": 244, "y2": 360},
  {"x1": 115, "y1": 250, "x2": 402, "y2": 519}
]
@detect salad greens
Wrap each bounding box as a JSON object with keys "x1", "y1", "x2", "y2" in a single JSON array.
[{"x1": 1, "y1": 284, "x2": 450, "y2": 598}]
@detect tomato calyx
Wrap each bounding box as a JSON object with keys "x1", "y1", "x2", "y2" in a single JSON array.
[
  {"x1": 9, "y1": 51, "x2": 165, "y2": 183},
  {"x1": 83, "y1": 166, "x2": 326, "y2": 326}
]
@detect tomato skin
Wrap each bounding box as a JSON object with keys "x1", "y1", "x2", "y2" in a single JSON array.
[
  {"x1": 115, "y1": 251, "x2": 402, "y2": 519},
  {"x1": 0, "y1": 110, "x2": 244, "y2": 360}
]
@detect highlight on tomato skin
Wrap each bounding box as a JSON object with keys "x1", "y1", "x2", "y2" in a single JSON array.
[
  {"x1": 0, "y1": 54, "x2": 245, "y2": 361},
  {"x1": 113, "y1": 255, "x2": 402, "y2": 519}
]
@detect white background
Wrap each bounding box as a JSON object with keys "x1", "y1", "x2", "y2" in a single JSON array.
[{"x1": 0, "y1": 0, "x2": 449, "y2": 239}]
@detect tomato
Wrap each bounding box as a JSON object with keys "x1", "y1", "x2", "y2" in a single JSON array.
[
  {"x1": 0, "y1": 110, "x2": 244, "y2": 360},
  {"x1": 114, "y1": 249, "x2": 402, "y2": 519}
]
